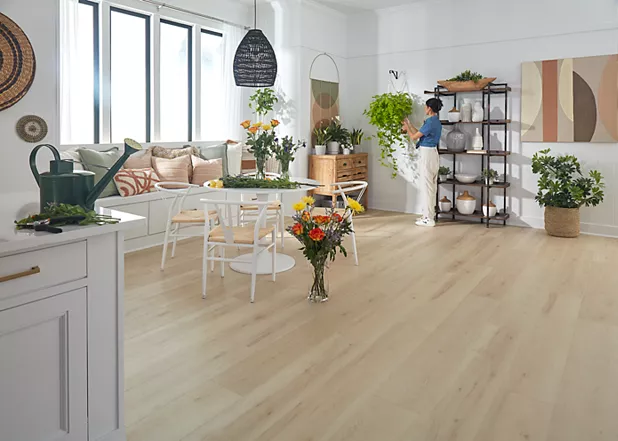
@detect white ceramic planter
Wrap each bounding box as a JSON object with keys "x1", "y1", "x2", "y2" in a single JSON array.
[
  {"x1": 439, "y1": 201, "x2": 452, "y2": 212},
  {"x1": 327, "y1": 141, "x2": 340, "y2": 155},
  {"x1": 439, "y1": 174, "x2": 449, "y2": 182},
  {"x1": 343, "y1": 148, "x2": 351, "y2": 155},
  {"x1": 483, "y1": 204, "x2": 497, "y2": 218},
  {"x1": 315, "y1": 145, "x2": 326, "y2": 155}
]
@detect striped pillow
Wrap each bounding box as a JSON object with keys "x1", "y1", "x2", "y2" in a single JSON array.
[
  {"x1": 152, "y1": 155, "x2": 192, "y2": 183},
  {"x1": 113, "y1": 168, "x2": 160, "y2": 197},
  {"x1": 191, "y1": 156, "x2": 223, "y2": 186}
]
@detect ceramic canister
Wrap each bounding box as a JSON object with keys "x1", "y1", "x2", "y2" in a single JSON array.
[
  {"x1": 439, "y1": 196, "x2": 452, "y2": 213},
  {"x1": 456, "y1": 190, "x2": 476, "y2": 215}
]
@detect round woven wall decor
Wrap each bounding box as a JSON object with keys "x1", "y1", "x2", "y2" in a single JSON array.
[
  {"x1": 16, "y1": 115, "x2": 47, "y2": 142},
  {"x1": 0, "y1": 13, "x2": 36, "y2": 111}
]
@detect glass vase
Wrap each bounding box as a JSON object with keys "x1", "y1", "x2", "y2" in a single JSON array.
[
  {"x1": 280, "y1": 159, "x2": 290, "y2": 180},
  {"x1": 308, "y1": 262, "x2": 329, "y2": 303},
  {"x1": 255, "y1": 157, "x2": 266, "y2": 180}
]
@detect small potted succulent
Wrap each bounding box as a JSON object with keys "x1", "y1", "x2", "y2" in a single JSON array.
[
  {"x1": 481, "y1": 168, "x2": 498, "y2": 185},
  {"x1": 313, "y1": 127, "x2": 329, "y2": 155},
  {"x1": 439, "y1": 166, "x2": 451, "y2": 182}
]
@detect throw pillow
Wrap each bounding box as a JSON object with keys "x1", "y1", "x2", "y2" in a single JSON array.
[
  {"x1": 59, "y1": 147, "x2": 85, "y2": 171},
  {"x1": 151, "y1": 145, "x2": 199, "y2": 159},
  {"x1": 191, "y1": 156, "x2": 223, "y2": 186},
  {"x1": 152, "y1": 155, "x2": 191, "y2": 184},
  {"x1": 124, "y1": 147, "x2": 152, "y2": 169},
  {"x1": 79, "y1": 147, "x2": 122, "y2": 198},
  {"x1": 198, "y1": 143, "x2": 229, "y2": 176},
  {"x1": 114, "y1": 168, "x2": 160, "y2": 197},
  {"x1": 226, "y1": 141, "x2": 243, "y2": 176}
]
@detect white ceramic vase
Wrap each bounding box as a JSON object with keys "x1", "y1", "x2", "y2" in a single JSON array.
[
  {"x1": 327, "y1": 141, "x2": 340, "y2": 155},
  {"x1": 439, "y1": 197, "x2": 452, "y2": 213},
  {"x1": 483, "y1": 202, "x2": 497, "y2": 218},
  {"x1": 461, "y1": 99, "x2": 472, "y2": 122},
  {"x1": 448, "y1": 111, "x2": 461, "y2": 123},
  {"x1": 472, "y1": 101, "x2": 484, "y2": 122},
  {"x1": 472, "y1": 128, "x2": 484, "y2": 150},
  {"x1": 315, "y1": 145, "x2": 326, "y2": 155},
  {"x1": 343, "y1": 148, "x2": 351, "y2": 155},
  {"x1": 456, "y1": 191, "x2": 476, "y2": 215}
]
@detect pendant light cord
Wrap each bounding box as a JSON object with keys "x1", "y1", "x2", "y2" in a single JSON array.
[{"x1": 254, "y1": 0, "x2": 257, "y2": 29}]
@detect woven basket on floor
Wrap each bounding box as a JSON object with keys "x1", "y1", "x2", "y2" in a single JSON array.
[
  {"x1": 0, "y1": 13, "x2": 36, "y2": 111},
  {"x1": 544, "y1": 206, "x2": 580, "y2": 238}
]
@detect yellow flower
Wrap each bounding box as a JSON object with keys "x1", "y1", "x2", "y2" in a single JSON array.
[
  {"x1": 240, "y1": 120, "x2": 251, "y2": 129},
  {"x1": 251, "y1": 122, "x2": 262, "y2": 128},
  {"x1": 262, "y1": 124, "x2": 273, "y2": 131},
  {"x1": 292, "y1": 201, "x2": 306, "y2": 212},
  {"x1": 347, "y1": 197, "x2": 364, "y2": 213},
  {"x1": 302, "y1": 196, "x2": 315, "y2": 206}
]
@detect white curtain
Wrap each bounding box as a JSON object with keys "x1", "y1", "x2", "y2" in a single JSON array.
[
  {"x1": 59, "y1": 0, "x2": 80, "y2": 144},
  {"x1": 221, "y1": 24, "x2": 245, "y2": 142}
]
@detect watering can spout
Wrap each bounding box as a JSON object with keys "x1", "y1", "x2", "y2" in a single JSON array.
[{"x1": 85, "y1": 138, "x2": 142, "y2": 208}]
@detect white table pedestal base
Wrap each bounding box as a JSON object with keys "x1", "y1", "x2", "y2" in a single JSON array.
[{"x1": 229, "y1": 251, "x2": 296, "y2": 275}]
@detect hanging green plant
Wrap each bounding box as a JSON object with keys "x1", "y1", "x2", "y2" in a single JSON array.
[
  {"x1": 248, "y1": 88, "x2": 278, "y2": 117},
  {"x1": 363, "y1": 92, "x2": 415, "y2": 177}
]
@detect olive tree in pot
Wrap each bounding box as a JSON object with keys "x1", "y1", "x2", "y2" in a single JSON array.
[{"x1": 532, "y1": 149, "x2": 604, "y2": 238}]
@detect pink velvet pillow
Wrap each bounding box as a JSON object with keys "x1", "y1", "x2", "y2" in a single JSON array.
[
  {"x1": 114, "y1": 168, "x2": 160, "y2": 197},
  {"x1": 191, "y1": 156, "x2": 223, "y2": 186},
  {"x1": 152, "y1": 155, "x2": 191, "y2": 183}
]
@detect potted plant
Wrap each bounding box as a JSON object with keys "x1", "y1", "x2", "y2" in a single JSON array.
[
  {"x1": 438, "y1": 70, "x2": 497, "y2": 92},
  {"x1": 325, "y1": 117, "x2": 349, "y2": 154},
  {"x1": 241, "y1": 119, "x2": 279, "y2": 179},
  {"x1": 350, "y1": 128, "x2": 364, "y2": 148},
  {"x1": 481, "y1": 168, "x2": 498, "y2": 185},
  {"x1": 342, "y1": 143, "x2": 353, "y2": 155},
  {"x1": 364, "y1": 92, "x2": 415, "y2": 177},
  {"x1": 271, "y1": 135, "x2": 306, "y2": 180},
  {"x1": 532, "y1": 149, "x2": 604, "y2": 238},
  {"x1": 313, "y1": 127, "x2": 329, "y2": 155},
  {"x1": 438, "y1": 166, "x2": 451, "y2": 182}
]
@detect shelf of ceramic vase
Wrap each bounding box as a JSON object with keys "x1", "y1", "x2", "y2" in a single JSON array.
[
  {"x1": 424, "y1": 86, "x2": 512, "y2": 96},
  {"x1": 438, "y1": 149, "x2": 511, "y2": 156},
  {"x1": 440, "y1": 119, "x2": 511, "y2": 126},
  {"x1": 438, "y1": 179, "x2": 510, "y2": 189},
  {"x1": 437, "y1": 210, "x2": 510, "y2": 221}
]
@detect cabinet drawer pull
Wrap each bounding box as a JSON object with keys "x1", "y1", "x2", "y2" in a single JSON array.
[{"x1": 0, "y1": 266, "x2": 41, "y2": 283}]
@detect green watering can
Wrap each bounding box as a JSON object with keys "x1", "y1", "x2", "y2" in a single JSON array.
[{"x1": 30, "y1": 139, "x2": 142, "y2": 212}]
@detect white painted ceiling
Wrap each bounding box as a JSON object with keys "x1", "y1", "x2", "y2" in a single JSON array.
[{"x1": 240, "y1": 0, "x2": 426, "y2": 13}]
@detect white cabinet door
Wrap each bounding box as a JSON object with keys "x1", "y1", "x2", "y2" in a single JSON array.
[{"x1": 0, "y1": 289, "x2": 88, "y2": 441}]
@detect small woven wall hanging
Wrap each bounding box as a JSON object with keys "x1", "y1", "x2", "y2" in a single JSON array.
[
  {"x1": 0, "y1": 13, "x2": 37, "y2": 111},
  {"x1": 16, "y1": 115, "x2": 48, "y2": 143}
]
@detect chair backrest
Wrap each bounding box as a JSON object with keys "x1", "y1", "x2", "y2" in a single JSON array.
[
  {"x1": 155, "y1": 182, "x2": 201, "y2": 222},
  {"x1": 201, "y1": 198, "x2": 271, "y2": 245},
  {"x1": 240, "y1": 172, "x2": 282, "y2": 202},
  {"x1": 331, "y1": 181, "x2": 368, "y2": 208}
]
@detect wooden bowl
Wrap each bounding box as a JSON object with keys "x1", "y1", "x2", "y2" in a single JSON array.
[{"x1": 437, "y1": 77, "x2": 497, "y2": 92}]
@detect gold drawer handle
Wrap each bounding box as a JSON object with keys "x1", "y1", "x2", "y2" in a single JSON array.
[{"x1": 0, "y1": 266, "x2": 41, "y2": 283}]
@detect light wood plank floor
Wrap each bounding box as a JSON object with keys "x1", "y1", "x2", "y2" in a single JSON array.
[{"x1": 124, "y1": 210, "x2": 618, "y2": 441}]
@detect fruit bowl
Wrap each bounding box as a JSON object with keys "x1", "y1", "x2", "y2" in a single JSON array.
[{"x1": 455, "y1": 174, "x2": 477, "y2": 184}]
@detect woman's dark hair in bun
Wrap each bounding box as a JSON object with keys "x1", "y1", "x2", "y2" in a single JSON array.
[{"x1": 426, "y1": 98, "x2": 443, "y2": 114}]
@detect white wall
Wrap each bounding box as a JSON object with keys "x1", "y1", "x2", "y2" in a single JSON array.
[
  {"x1": 0, "y1": 0, "x2": 250, "y2": 222},
  {"x1": 345, "y1": 0, "x2": 618, "y2": 235}
]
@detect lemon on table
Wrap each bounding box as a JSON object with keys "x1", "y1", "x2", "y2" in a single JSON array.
[{"x1": 215, "y1": 180, "x2": 224, "y2": 188}]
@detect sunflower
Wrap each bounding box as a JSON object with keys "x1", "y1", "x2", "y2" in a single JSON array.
[
  {"x1": 292, "y1": 201, "x2": 305, "y2": 212},
  {"x1": 301, "y1": 196, "x2": 315, "y2": 206},
  {"x1": 262, "y1": 124, "x2": 273, "y2": 131},
  {"x1": 347, "y1": 197, "x2": 365, "y2": 213}
]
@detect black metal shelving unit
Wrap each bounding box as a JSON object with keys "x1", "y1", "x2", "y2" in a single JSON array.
[{"x1": 424, "y1": 82, "x2": 511, "y2": 227}]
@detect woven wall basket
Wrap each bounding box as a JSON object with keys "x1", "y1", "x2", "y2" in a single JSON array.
[
  {"x1": 544, "y1": 206, "x2": 580, "y2": 238},
  {"x1": 0, "y1": 13, "x2": 36, "y2": 111}
]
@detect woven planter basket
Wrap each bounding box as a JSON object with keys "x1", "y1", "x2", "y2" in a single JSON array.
[
  {"x1": 544, "y1": 206, "x2": 580, "y2": 238},
  {"x1": 437, "y1": 77, "x2": 497, "y2": 92}
]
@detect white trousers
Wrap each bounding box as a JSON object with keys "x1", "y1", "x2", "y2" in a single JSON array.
[{"x1": 419, "y1": 147, "x2": 439, "y2": 220}]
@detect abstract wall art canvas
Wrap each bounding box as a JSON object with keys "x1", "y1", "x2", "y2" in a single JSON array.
[
  {"x1": 521, "y1": 54, "x2": 618, "y2": 143},
  {"x1": 311, "y1": 79, "x2": 339, "y2": 131}
]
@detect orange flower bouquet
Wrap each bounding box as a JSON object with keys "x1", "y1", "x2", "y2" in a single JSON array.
[
  {"x1": 240, "y1": 119, "x2": 280, "y2": 179},
  {"x1": 287, "y1": 196, "x2": 364, "y2": 302}
]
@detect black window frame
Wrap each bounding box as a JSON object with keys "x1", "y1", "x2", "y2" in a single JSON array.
[
  {"x1": 109, "y1": 6, "x2": 152, "y2": 143},
  {"x1": 78, "y1": 0, "x2": 100, "y2": 143},
  {"x1": 160, "y1": 19, "x2": 193, "y2": 142}
]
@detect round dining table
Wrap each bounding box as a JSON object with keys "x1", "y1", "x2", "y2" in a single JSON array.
[{"x1": 203, "y1": 178, "x2": 321, "y2": 275}]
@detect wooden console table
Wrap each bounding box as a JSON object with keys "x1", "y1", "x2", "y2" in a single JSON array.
[{"x1": 308, "y1": 153, "x2": 368, "y2": 208}]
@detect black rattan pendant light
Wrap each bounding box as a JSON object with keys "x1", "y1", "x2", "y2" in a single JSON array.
[{"x1": 233, "y1": 0, "x2": 277, "y2": 87}]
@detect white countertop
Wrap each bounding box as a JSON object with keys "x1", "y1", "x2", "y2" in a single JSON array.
[{"x1": 0, "y1": 207, "x2": 146, "y2": 256}]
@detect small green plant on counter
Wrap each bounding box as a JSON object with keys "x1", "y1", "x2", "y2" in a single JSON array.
[
  {"x1": 448, "y1": 70, "x2": 484, "y2": 82},
  {"x1": 248, "y1": 88, "x2": 278, "y2": 116},
  {"x1": 15, "y1": 203, "x2": 119, "y2": 228},
  {"x1": 313, "y1": 127, "x2": 330, "y2": 146},
  {"x1": 221, "y1": 175, "x2": 301, "y2": 189},
  {"x1": 438, "y1": 166, "x2": 451, "y2": 176},
  {"x1": 350, "y1": 128, "x2": 365, "y2": 146},
  {"x1": 531, "y1": 149, "x2": 604, "y2": 208},
  {"x1": 364, "y1": 92, "x2": 415, "y2": 177}
]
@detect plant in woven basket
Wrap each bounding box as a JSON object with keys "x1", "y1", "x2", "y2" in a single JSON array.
[
  {"x1": 364, "y1": 92, "x2": 415, "y2": 177},
  {"x1": 532, "y1": 149, "x2": 604, "y2": 238}
]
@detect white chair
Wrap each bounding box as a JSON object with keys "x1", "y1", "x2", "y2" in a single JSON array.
[
  {"x1": 155, "y1": 182, "x2": 218, "y2": 271},
  {"x1": 239, "y1": 172, "x2": 285, "y2": 248},
  {"x1": 315, "y1": 181, "x2": 368, "y2": 266},
  {"x1": 201, "y1": 198, "x2": 276, "y2": 303}
]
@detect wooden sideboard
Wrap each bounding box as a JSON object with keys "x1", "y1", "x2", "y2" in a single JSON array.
[{"x1": 308, "y1": 153, "x2": 368, "y2": 208}]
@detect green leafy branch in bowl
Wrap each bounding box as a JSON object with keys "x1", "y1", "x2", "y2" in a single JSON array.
[
  {"x1": 15, "y1": 203, "x2": 119, "y2": 228},
  {"x1": 221, "y1": 176, "x2": 302, "y2": 189},
  {"x1": 448, "y1": 70, "x2": 484, "y2": 82}
]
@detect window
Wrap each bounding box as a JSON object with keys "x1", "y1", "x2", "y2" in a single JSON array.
[
  {"x1": 160, "y1": 20, "x2": 192, "y2": 142},
  {"x1": 110, "y1": 8, "x2": 151, "y2": 143},
  {"x1": 200, "y1": 30, "x2": 224, "y2": 140},
  {"x1": 60, "y1": 0, "x2": 99, "y2": 145}
]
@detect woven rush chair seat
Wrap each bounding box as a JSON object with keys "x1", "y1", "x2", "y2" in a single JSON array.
[
  {"x1": 239, "y1": 200, "x2": 281, "y2": 211},
  {"x1": 171, "y1": 209, "x2": 218, "y2": 224},
  {"x1": 208, "y1": 225, "x2": 275, "y2": 245},
  {"x1": 312, "y1": 207, "x2": 347, "y2": 216}
]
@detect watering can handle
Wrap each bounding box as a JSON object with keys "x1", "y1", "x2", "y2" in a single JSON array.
[{"x1": 30, "y1": 144, "x2": 61, "y2": 186}]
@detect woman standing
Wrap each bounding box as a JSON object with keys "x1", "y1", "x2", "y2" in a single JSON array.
[{"x1": 402, "y1": 98, "x2": 443, "y2": 227}]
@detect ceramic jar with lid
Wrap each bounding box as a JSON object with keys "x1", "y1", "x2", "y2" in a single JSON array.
[
  {"x1": 461, "y1": 99, "x2": 472, "y2": 122},
  {"x1": 483, "y1": 201, "x2": 497, "y2": 218},
  {"x1": 456, "y1": 191, "x2": 476, "y2": 215},
  {"x1": 472, "y1": 100, "x2": 484, "y2": 122},
  {"x1": 439, "y1": 196, "x2": 452, "y2": 213}
]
